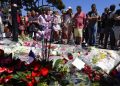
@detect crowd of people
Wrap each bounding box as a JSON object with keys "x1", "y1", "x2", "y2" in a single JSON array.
[{"x1": 0, "y1": 3, "x2": 120, "y2": 50}]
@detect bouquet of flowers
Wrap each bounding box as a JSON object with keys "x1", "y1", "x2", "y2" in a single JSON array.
[{"x1": 0, "y1": 47, "x2": 69, "y2": 86}]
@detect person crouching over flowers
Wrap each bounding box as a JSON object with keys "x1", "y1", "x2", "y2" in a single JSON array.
[{"x1": 52, "y1": 11, "x2": 62, "y2": 43}]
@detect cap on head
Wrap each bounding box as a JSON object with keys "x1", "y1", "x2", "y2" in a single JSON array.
[{"x1": 68, "y1": 6, "x2": 72, "y2": 9}]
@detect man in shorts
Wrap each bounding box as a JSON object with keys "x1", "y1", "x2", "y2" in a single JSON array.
[{"x1": 73, "y1": 6, "x2": 86, "y2": 45}]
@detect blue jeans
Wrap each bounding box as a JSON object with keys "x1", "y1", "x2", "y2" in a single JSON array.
[{"x1": 88, "y1": 24, "x2": 98, "y2": 45}]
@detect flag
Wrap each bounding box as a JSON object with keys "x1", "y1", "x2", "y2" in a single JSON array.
[
  {"x1": 28, "y1": 50, "x2": 36, "y2": 64},
  {"x1": 28, "y1": 50, "x2": 36, "y2": 58}
]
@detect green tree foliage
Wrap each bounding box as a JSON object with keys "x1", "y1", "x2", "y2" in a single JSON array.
[
  {"x1": 0, "y1": 0, "x2": 65, "y2": 11},
  {"x1": 47, "y1": 0, "x2": 65, "y2": 10}
]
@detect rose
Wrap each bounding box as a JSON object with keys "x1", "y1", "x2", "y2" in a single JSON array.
[
  {"x1": 7, "y1": 67, "x2": 14, "y2": 73},
  {"x1": 33, "y1": 64, "x2": 40, "y2": 71},
  {"x1": 0, "y1": 67, "x2": 7, "y2": 73},
  {"x1": 0, "y1": 78, "x2": 3, "y2": 83},
  {"x1": 40, "y1": 68, "x2": 49, "y2": 76},
  {"x1": 68, "y1": 56, "x2": 73, "y2": 60},
  {"x1": 26, "y1": 74, "x2": 31, "y2": 79},
  {"x1": 94, "y1": 75, "x2": 100, "y2": 81},
  {"x1": 111, "y1": 69, "x2": 118, "y2": 76},
  {"x1": 4, "y1": 75, "x2": 12, "y2": 83},
  {"x1": 88, "y1": 74, "x2": 93, "y2": 80},
  {"x1": 37, "y1": 71, "x2": 41, "y2": 76},
  {"x1": 31, "y1": 71, "x2": 38, "y2": 77},
  {"x1": 27, "y1": 81, "x2": 33, "y2": 86},
  {"x1": 31, "y1": 78, "x2": 36, "y2": 84}
]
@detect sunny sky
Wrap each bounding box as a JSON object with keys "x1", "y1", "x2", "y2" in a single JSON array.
[
  {"x1": 63, "y1": 0, "x2": 120, "y2": 14},
  {"x1": 22, "y1": 0, "x2": 120, "y2": 15}
]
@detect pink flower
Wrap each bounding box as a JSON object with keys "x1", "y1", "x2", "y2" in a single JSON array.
[
  {"x1": 6, "y1": 67, "x2": 14, "y2": 73},
  {"x1": 0, "y1": 67, "x2": 6, "y2": 73}
]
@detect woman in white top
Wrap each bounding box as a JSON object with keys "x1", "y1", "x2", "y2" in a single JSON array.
[{"x1": 62, "y1": 7, "x2": 73, "y2": 44}]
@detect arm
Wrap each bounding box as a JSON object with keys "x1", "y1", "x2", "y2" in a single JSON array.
[
  {"x1": 83, "y1": 13, "x2": 87, "y2": 28},
  {"x1": 114, "y1": 14, "x2": 120, "y2": 20},
  {"x1": 87, "y1": 12, "x2": 99, "y2": 20},
  {"x1": 32, "y1": 17, "x2": 40, "y2": 25}
]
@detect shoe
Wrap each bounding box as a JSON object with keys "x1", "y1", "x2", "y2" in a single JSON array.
[
  {"x1": 111, "y1": 46, "x2": 119, "y2": 50},
  {"x1": 103, "y1": 46, "x2": 107, "y2": 49}
]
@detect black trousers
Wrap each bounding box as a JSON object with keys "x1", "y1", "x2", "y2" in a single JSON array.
[{"x1": 104, "y1": 27, "x2": 115, "y2": 48}]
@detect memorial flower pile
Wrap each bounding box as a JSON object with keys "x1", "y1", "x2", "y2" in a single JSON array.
[{"x1": 0, "y1": 50, "x2": 69, "y2": 86}]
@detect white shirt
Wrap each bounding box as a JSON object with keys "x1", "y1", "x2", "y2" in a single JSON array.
[{"x1": 38, "y1": 14, "x2": 47, "y2": 26}]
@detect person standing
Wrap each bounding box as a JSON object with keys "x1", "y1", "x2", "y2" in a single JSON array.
[
  {"x1": 87, "y1": 4, "x2": 99, "y2": 46},
  {"x1": 52, "y1": 11, "x2": 61, "y2": 43},
  {"x1": 25, "y1": 11, "x2": 31, "y2": 35},
  {"x1": 62, "y1": 7, "x2": 73, "y2": 44},
  {"x1": 103, "y1": 5, "x2": 116, "y2": 49},
  {"x1": 113, "y1": 4, "x2": 120, "y2": 48},
  {"x1": 0, "y1": 8, "x2": 3, "y2": 34},
  {"x1": 29, "y1": 10, "x2": 39, "y2": 38},
  {"x1": 73, "y1": 6, "x2": 86, "y2": 45},
  {"x1": 100, "y1": 8, "x2": 109, "y2": 46}
]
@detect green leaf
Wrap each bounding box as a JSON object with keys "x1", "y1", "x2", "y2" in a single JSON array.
[
  {"x1": 37, "y1": 82, "x2": 48, "y2": 86},
  {"x1": 12, "y1": 74, "x2": 20, "y2": 79},
  {"x1": 54, "y1": 59, "x2": 62, "y2": 68}
]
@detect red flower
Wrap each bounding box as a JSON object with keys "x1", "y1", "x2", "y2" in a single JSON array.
[
  {"x1": 111, "y1": 69, "x2": 118, "y2": 76},
  {"x1": 37, "y1": 71, "x2": 41, "y2": 76},
  {"x1": 33, "y1": 64, "x2": 40, "y2": 71},
  {"x1": 4, "y1": 75, "x2": 12, "y2": 83},
  {"x1": 6, "y1": 67, "x2": 14, "y2": 73},
  {"x1": 0, "y1": 67, "x2": 6, "y2": 73},
  {"x1": 27, "y1": 81, "x2": 33, "y2": 86},
  {"x1": 40, "y1": 68, "x2": 49, "y2": 76},
  {"x1": 0, "y1": 78, "x2": 3, "y2": 83},
  {"x1": 68, "y1": 56, "x2": 73, "y2": 60},
  {"x1": 31, "y1": 78, "x2": 36, "y2": 84},
  {"x1": 26, "y1": 74, "x2": 31, "y2": 79},
  {"x1": 31, "y1": 71, "x2": 37, "y2": 77},
  {"x1": 94, "y1": 75, "x2": 101, "y2": 81},
  {"x1": 88, "y1": 74, "x2": 93, "y2": 80}
]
